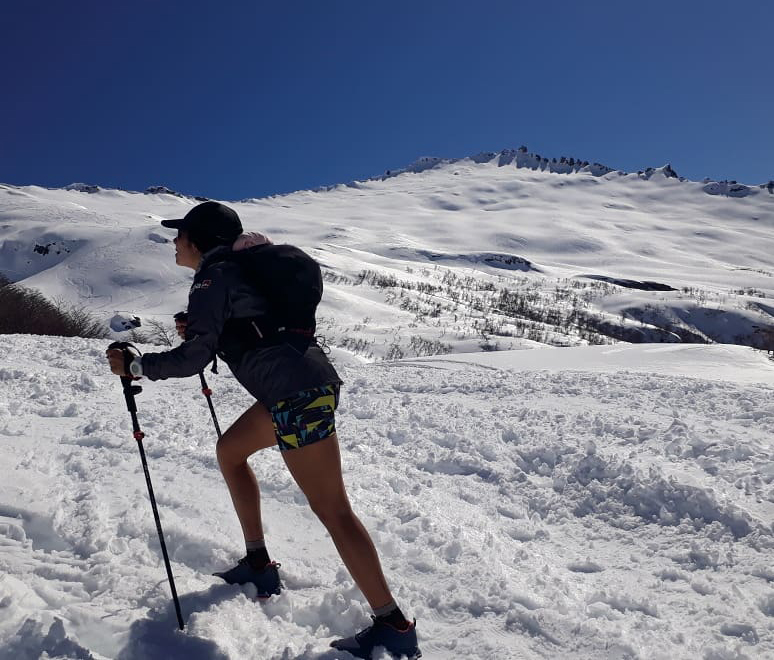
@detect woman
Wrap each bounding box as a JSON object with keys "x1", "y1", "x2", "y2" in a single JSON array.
[{"x1": 107, "y1": 202, "x2": 420, "y2": 659}]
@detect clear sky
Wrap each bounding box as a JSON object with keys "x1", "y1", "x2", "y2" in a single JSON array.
[{"x1": 2, "y1": 0, "x2": 771, "y2": 200}]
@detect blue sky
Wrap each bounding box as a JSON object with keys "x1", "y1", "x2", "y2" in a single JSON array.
[{"x1": 2, "y1": 1, "x2": 771, "y2": 200}]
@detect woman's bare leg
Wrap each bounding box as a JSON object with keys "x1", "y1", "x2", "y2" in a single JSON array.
[
  {"x1": 216, "y1": 402, "x2": 277, "y2": 542},
  {"x1": 282, "y1": 433, "x2": 393, "y2": 609}
]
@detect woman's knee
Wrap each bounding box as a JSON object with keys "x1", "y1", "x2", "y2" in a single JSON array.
[
  {"x1": 308, "y1": 496, "x2": 354, "y2": 527},
  {"x1": 216, "y1": 404, "x2": 277, "y2": 470},
  {"x1": 216, "y1": 435, "x2": 246, "y2": 471}
]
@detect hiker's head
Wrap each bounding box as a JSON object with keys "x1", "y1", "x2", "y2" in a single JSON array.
[
  {"x1": 173, "y1": 311, "x2": 188, "y2": 338},
  {"x1": 173, "y1": 230, "x2": 202, "y2": 269},
  {"x1": 162, "y1": 201, "x2": 243, "y2": 256}
]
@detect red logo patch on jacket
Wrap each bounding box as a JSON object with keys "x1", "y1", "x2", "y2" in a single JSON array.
[{"x1": 190, "y1": 279, "x2": 212, "y2": 293}]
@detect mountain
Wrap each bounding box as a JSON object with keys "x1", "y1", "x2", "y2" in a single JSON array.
[
  {"x1": 1, "y1": 149, "x2": 773, "y2": 359},
  {"x1": 1, "y1": 153, "x2": 774, "y2": 658}
]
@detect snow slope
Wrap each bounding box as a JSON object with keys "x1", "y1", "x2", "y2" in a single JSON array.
[
  {"x1": 1, "y1": 150, "x2": 773, "y2": 357},
  {"x1": 1, "y1": 334, "x2": 773, "y2": 660}
]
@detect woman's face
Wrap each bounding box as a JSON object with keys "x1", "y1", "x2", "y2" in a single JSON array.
[{"x1": 173, "y1": 231, "x2": 202, "y2": 269}]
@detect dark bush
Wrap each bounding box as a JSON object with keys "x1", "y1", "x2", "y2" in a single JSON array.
[{"x1": 0, "y1": 278, "x2": 109, "y2": 339}]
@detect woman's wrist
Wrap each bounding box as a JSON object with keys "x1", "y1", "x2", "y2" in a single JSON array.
[{"x1": 129, "y1": 357, "x2": 144, "y2": 377}]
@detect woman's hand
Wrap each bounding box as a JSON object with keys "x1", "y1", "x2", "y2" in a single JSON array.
[{"x1": 106, "y1": 348, "x2": 128, "y2": 376}]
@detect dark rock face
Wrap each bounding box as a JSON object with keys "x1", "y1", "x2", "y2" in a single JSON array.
[
  {"x1": 65, "y1": 183, "x2": 100, "y2": 193},
  {"x1": 33, "y1": 242, "x2": 72, "y2": 257},
  {"x1": 703, "y1": 181, "x2": 752, "y2": 198},
  {"x1": 145, "y1": 186, "x2": 184, "y2": 197},
  {"x1": 583, "y1": 275, "x2": 677, "y2": 292}
]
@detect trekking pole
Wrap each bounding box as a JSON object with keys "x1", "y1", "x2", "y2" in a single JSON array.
[
  {"x1": 198, "y1": 371, "x2": 222, "y2": 439},
  {"x1": 108, "y1": 341, "x2": 185, "y2": 631}
]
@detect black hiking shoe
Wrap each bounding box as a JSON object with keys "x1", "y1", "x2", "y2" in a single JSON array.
[
  {"x1": 330, "y1": 616, "x2": 421, "y2": 659},
  {"x1": 213, "y1": 559, "x2": 282, "y2": 598}
]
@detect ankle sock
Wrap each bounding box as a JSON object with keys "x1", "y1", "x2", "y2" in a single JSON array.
[
  {"x1": 374, "y1": 603, "x2": 410, "y2": 631},
  {"x1": 245, "y1": 540, "x2": 270, "y2": 569}
]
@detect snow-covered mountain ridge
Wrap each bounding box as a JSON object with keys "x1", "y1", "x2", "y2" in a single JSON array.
[
  {"x1": 54, "y1": 148, "x2": 774, "y2": 199},
  {"x1": 375, "y1": 149, "x2": 774, "y2": 200},
  {"x1": 1, "y1": 150, "x2": 773, "y2": 359}
]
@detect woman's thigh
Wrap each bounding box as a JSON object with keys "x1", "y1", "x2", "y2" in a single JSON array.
[
  {"x1": 281, "y1": 434, "x2": 349, "y2": 509},
  {"x1": 216, "y1": 401, "x2": 277, "y2": 466}
]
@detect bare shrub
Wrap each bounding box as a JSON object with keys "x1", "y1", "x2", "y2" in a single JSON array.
[
  {"x1": 0, "y1": 281, "x2": 108, "y2": 338},
  {"x1": 408, "y1": 335, "x2": 452, "y2": 356},
  {"x1": 54, "y1": 300, "x2": 111, "y2": 339},
  {"x1": 386, "y1": 342, "x2": 405, "y2": 360},
  {"x1": 127, "y1": 328, "x2": 151, "y2": 344},
  {"x1": 145, "y1": 318, "x2": 175, "y2": 347}
]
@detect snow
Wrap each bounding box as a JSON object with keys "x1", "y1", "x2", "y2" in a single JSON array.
[
  {"x1": 0, "y1": 334, "x2": 773, "y2": 659},
  {"x1": 1, "y1": 152, "x2": 774, "y2": 658},
  {"x1": 1, "y1": 152, "x2": 773, "y2": 357},
  {"x1": 410, "y1": 342, "x2": 774, "y2": 386}
]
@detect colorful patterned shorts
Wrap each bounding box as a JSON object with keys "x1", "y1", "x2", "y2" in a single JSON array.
[{"x1": 269, "y1": 384, "x2": 340, "y2": 452}]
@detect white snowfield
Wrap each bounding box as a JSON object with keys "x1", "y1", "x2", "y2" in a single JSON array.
[
  {"x1": 1, "y1": 334, "x2": 773, "y2": 660},
  {"x1": 1, "y1": 152, "x2": 774, "y2": 658},
  {"x1": 1, "y1": 151, "x2": 773, "y2": 356}
]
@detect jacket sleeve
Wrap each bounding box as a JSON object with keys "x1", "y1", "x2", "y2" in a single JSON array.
[{"x1": 140, "y1": 265, "x2": 231, "y2": 380}]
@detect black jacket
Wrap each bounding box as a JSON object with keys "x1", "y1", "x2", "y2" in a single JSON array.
[{"x1": 140, "y1": 248, "x2": 341, "y2": 406}]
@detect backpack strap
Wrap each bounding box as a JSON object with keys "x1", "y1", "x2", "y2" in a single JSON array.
[{"x1": 217, "y1": 317, "x2": 315, "y2": 361}]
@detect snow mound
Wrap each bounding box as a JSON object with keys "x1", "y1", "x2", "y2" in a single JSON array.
[{"x1": 0, "y1": 334, "x2": 772, "y2": 658}]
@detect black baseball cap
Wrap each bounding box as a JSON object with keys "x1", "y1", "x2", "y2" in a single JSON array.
[{"x1": 161, "y1": 201, "x2": 243, "y2": 246}]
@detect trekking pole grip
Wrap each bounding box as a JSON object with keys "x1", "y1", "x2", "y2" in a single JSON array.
[
  {"x1": 108, "y1": 342, "x2": 143, "y2": 413},
  {"x1": 107, "y1": 341, "x2": 137, "y2": 376}
]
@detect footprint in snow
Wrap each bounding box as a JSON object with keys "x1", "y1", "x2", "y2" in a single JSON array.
[{"x1": 567, "y1": 559, "x2": 604, "y2": 573}]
